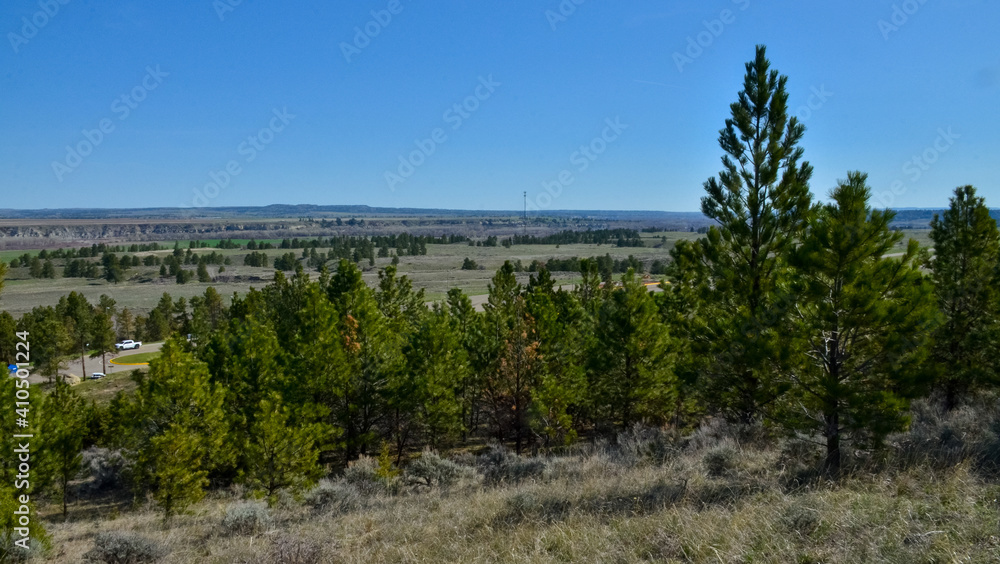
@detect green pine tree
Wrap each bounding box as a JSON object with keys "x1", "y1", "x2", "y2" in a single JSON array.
[
  {"x1": 326, "y1": 260, "x2": 400, "y2": 458},
  {"x1": 589, "y1": 270, "x2": 675, "y2": 431},
  {"x1": 29, "y1": 257, "x2": 42, "y2": 278},
  {"x1": 0, "y1": 312, "x2": 15, "y2": 372},
  {"x1": 673, "y1": 45, "x2": 813, "y2": 424},
  {"x1": 203, "y1": 317, "x2": 287, "y2": 454},
  {"x1": 376, "y1": 264, "x2": 427, "y2": 331},
  {"x1": 243, "y1": 395, "x2": 324, "y2": 498},
  {"x1": 89, "y1": 312, "x2": 116, "y2": 375},
  {"x1": 393, "y1": 305, "x2": 467, "y2": 454},
  {"x1": 37, "y1": 381, "x2": 86, "y2": 519},
  {"x1": 115, "y1": 307, "x2": 136, "y2": 341},
  {"x1": 41, "y1": 260, "x2": 56, "y2": 279},
  {"x1": 445, "y1": 288, "x2": 481, "y2": 440},
  {"x1": 524, "y1": 269, "x2": 587, "y2": 444},
  {"x1": 58, "y1": 292, "x2": 94, "y2": 383},
  {"x1": 189, "y1": 287, "x2": 227, "y2": 340},
  {"x1": 482, "y1": 262, "x2": 541, "y2": 453},
  {"x1": 927, "y1": 185, "x2": 1000, "y2": 409},
  {"x1": 102, "y1": 254, "x2": 125, "y2": 284},
  {"x1": 18, "y1": 308, "x2": 70, "y2": 382},
  {"x1": 145, "y1": 426, "x2": 209, "y2": 518},
  {"x1": 785, "y1": 172, "x2": 936, "y2": 474},
  {"x1": 122, "y1": 339, "x2": 232, "y2": 517}
]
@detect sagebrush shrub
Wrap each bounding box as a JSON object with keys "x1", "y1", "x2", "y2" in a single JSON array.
[
  {"x1": 343, "y1": 455, "x2": 397, "y2": 495},
  {"x1": 0, "y1": 536, "x2": 42, "y2": 563},
  {"x1": 703, "y1": 442, "x2": 739, "y2": 477},
  {"x1": 781, "y1": 503, "x2": 820, "y2": 536},
  {"x1": 612, "y1": 424, "x2": 678, "y2": 467},
  {"x1": 685, "y1": 417, "x2": 732, "y2": 452},
  {"x1": 405, "y1": 450, "x2": 470, "y2": 489},
  {"x1": 477, "y1": 444, "x2": 546, "y2": 486},
  {"x1": 686, "y1": 418, "x2": 769, "y2": 452},
  {"x1": 545, "y1": 456, "x2": 589, "y2": 481},
  {"x1": 450, "y1": 452, "x2": 477, "y2": 468},
  {"x1": 885, "y1": 399, "x2": 1000, "y2": 474},
  {"x1": 79, "y1": 447, "x2": 127, "y2": 492},
  {"x1": 82, "y1": 531, "x2": 167, "y2": 564},
  {"x1": 777, "y1": 438, "x2": 826, "y2": 485},
  {"x1": 304, "y1": 480, "x2": 362, "y2": 514},
  {"x1": 221, "y1": 501, "x2": 273, "y2": 536}
]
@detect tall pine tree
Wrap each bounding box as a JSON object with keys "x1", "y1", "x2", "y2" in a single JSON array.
[
  {"x1": 482, "y1": 262, "x2": 541, "y2": 453},
  {"x1": 785, "y1": 172, "x2": 936, "y2": 473},
  {"x1": 589, "y1": 270, "x2": 675, "y2": 431},
  {"x1": 243, "y1": 395, "x2": 324, "y2": 498},
  {"x1": 121, "y1": 339, "x2": 231, "y2": 517},
  {"x1": 525, "y1": 269, "x2": 587, "y2": 445},
  {"x1": 927, "y1": 185, "x2": 1000, "y2": 409},
  {"x1": 38, "y1": 380, "x2": 86, "y2": 518},
  {"x1": 673, "y1": 45, "x2": 813, "y2": 424}
]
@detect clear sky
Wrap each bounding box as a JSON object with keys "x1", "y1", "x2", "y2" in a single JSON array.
[{"x1": 1, "y1": 0, "x2": 996, "y2": 212}]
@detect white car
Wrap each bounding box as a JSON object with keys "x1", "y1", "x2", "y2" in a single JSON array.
[
  {"x1": 115, "y1": 340, "x2": 142, "y2": 351},
  {"x1": 91, "y1": 372, "x2": 105, "y2": 380}
]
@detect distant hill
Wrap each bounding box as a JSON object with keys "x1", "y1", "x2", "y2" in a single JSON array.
[
  {"x1": 889, "y1": 208, "x2": 1000, "y2": 228},
  {"x1": 4, "y1": 205, "x2": 999, "y2": 234},
  {"x1": 2, "y1": 204, "x2": 986, "y2": 227},
  {"x1": 0, "y1": 204, "x2": 706, "y2": 221}
]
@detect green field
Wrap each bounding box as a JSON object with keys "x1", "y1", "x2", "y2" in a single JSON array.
[{"x1": 112, "y1": 351, "x2": 161, "y2": 365}]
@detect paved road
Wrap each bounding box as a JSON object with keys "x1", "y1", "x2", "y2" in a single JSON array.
[{"x1": 25, "y1": 341, "x2": 164, "y2": 384}]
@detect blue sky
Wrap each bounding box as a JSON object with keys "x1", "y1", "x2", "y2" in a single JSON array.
[{"x1": 1, "y1": 0, "x2": 997, "y2": 212}]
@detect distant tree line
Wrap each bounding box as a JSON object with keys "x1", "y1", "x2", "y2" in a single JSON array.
[
  {"x1": 506, "y1": 229, "x2": 645, "y2": 247},
  {"x1": 528, "y1": 254, "x2": 646, "y2": 276},
  {"x1": 7, "y1": 231, "x2": 474, "y2": 284}
]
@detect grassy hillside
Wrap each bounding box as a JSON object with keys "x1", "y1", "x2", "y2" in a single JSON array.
[{"x1": 34, "y1": 398, "x2": 1000, "y2": 563}]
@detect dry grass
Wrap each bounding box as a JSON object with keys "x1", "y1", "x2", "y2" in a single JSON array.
[{"x1": 31, "y1": 407, "x2": 1000, "y2": 563}]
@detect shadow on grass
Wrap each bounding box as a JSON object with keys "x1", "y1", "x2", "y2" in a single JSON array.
[
  {"x1": 39, "y1": 485, "x2": 133, "y2": 526},
  {"x1": 489, "y1": 474, "x2": 780, "y2": 529}
]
